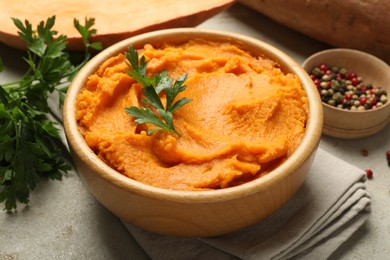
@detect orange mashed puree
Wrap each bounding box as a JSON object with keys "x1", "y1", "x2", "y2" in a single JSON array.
[{"x1": 76, "y1": 39, "x2": 308, "y2": 190}]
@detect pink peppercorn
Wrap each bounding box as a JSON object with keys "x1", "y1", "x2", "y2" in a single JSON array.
[
  {"x1": 314, "y1": 79, "x2": 321, "y2": 87},
  {"x1": 345, "y1": 73, "x2": 352, "y2": 80},
  {"x1": 365, "y1": 169, "x2": 373, "y2": 179},
  {"x1": 345, "y1": 93, "x2": 353, "y2": 100},
  {"x1": 320, "y1": 64, "x2": 327, "y2": 71},
  {"x1": 351, "y1": 77, "x2": 359, "y2": 86}
]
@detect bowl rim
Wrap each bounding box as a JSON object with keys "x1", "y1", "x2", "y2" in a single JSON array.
[
  {"x1": 302, "y1": 48, "x2": 390, "y2": 114},
  {"x1": 63, "y1": 28, "x2": 323, "y2": 203}
]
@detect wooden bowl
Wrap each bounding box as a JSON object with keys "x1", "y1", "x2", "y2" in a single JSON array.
[
  {"x1": 302, "y1": 48, "x2": 390, "y2": 139},
  {"x1": 63, "y1": 28, "x2": 323, "y2": 237}
]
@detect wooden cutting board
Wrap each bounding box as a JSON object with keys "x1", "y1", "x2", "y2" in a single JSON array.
[{"x1": 0, "y1": 0, "x2": 235, "y2": 50}]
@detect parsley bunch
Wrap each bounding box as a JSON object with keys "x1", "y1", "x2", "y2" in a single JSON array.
[
  {"x1": 0, "y1": 16, "x2": 102, "y2": 212},
  {"x1": 124, "y1": 46, "x2": 192, "y2": 136}
]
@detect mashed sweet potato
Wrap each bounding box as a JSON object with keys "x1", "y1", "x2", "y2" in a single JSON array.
[{"x1": 76, "y1": 39, "x2": 308, "y2": 190}]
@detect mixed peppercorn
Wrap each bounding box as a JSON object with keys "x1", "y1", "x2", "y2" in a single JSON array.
[
  {"x1": 309, "y1": 64, "x2": 388, "y2": 111},
  {"x1": 309, "y1": 64, "x2": 389, "y2": 180}
]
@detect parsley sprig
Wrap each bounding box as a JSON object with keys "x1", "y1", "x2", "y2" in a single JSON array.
[
  {"x1": 0, "y1": 16, "x2": 102, "y2": 212},
  {"x1": 124, "y1": 46, "x2": 192, "y2": 136}
]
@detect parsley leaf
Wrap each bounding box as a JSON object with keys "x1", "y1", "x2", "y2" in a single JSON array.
[
  {"x1": 0, "y1": 16, "x2": 101, "y2": 212},
  {"x1": 73, "y1": 18, "x2": 103, "y2": 58},
  {"x1": 124, "y1": 46, "x2": 192, "y2": 136}
]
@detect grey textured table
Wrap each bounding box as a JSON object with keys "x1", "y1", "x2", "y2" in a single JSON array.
[{"x1": 1, "y1": 3, "x2": 389, "y2": 259}]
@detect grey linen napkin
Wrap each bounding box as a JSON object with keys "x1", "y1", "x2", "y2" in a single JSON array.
[{"x1": 123, "y1": 148, "x2": 371, "y2": 260}]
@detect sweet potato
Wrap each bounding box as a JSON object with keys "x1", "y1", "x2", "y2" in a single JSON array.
[
  {"x1": 0, "y1": 0, "x2": 235, "y2": 51},
  {"x1": 240, "y1": 0, "x2": 390, "y2": 63}
]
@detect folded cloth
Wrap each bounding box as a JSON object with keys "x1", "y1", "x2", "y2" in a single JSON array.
[{"x1": 123, "y1": 148, "x2": 371, "y2": 260}]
